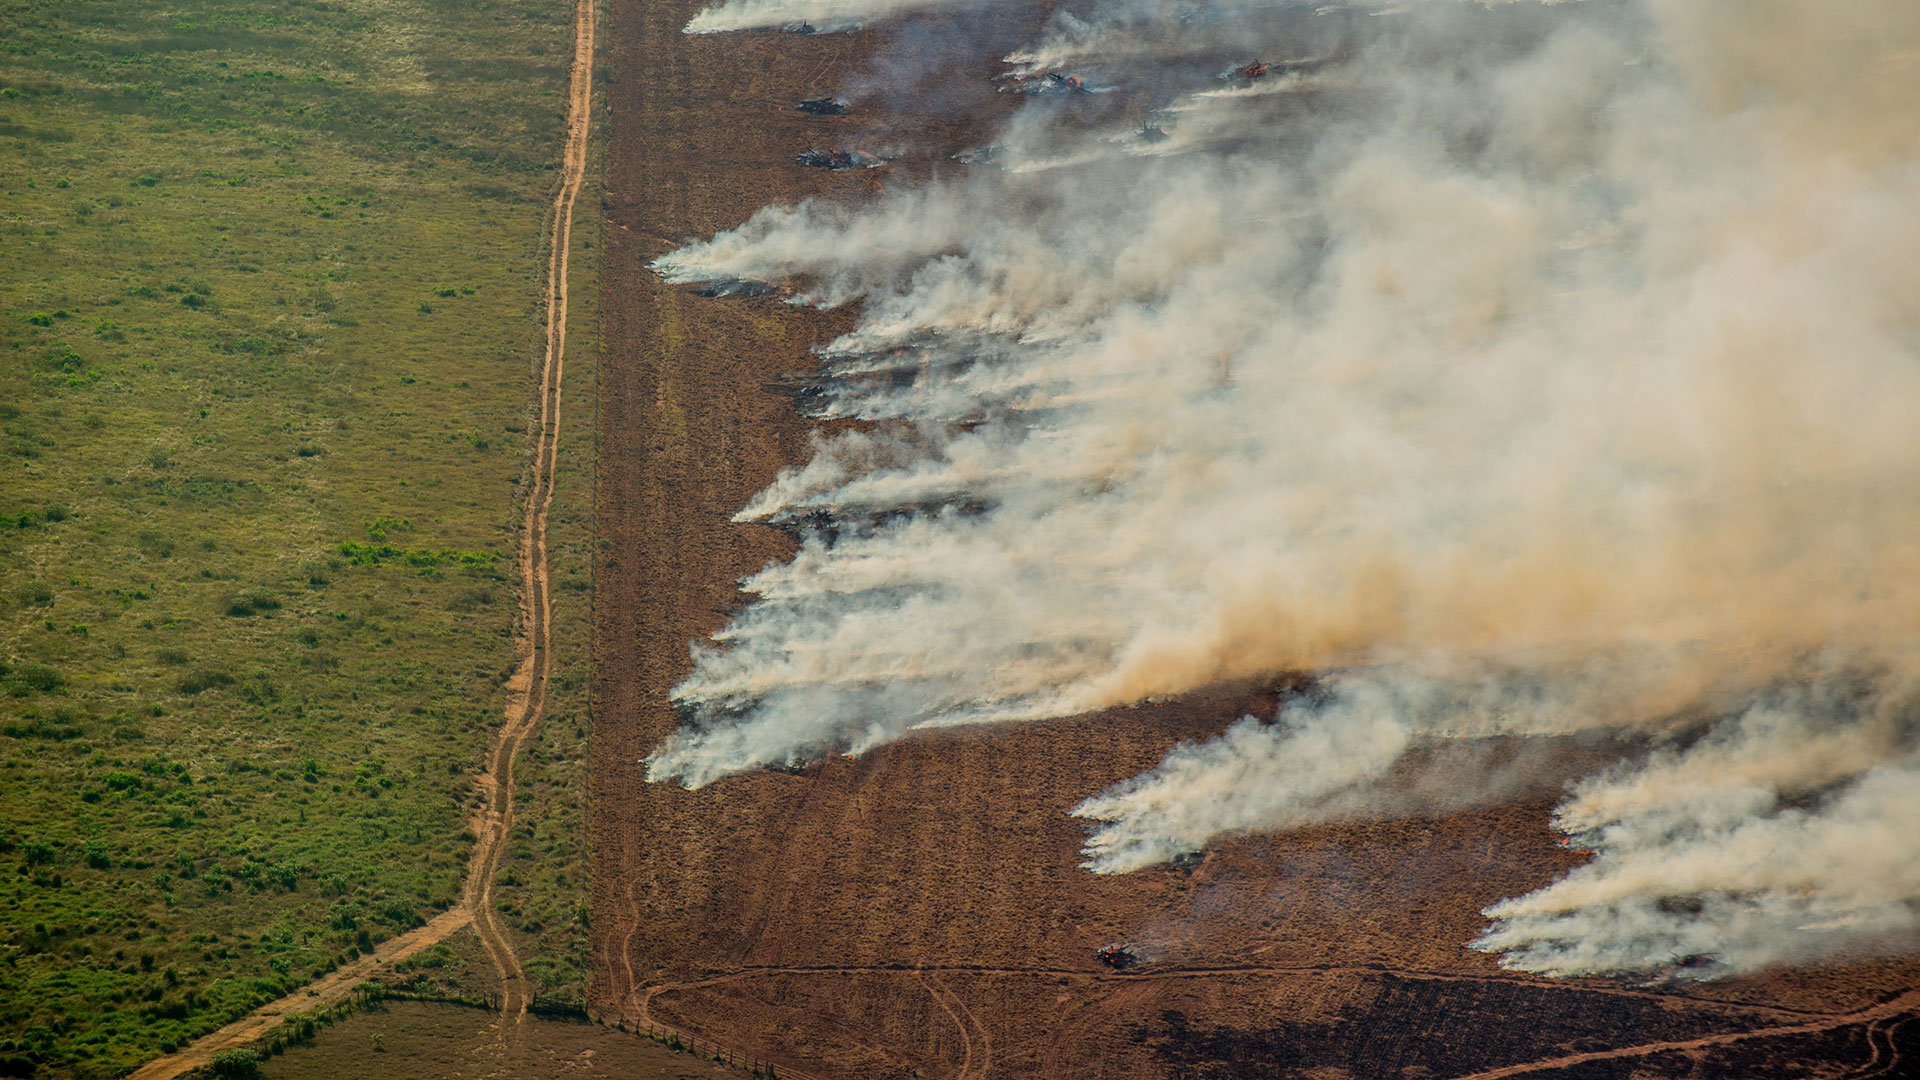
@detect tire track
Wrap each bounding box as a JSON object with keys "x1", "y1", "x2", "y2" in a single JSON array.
[
  {"x1": 1871, "y1": 1014, "x2": 1912, "y2": 1080},
  {"x1": 919, "y1": 971, "x2": 992, "y2": 1080},
  {"x1": 468, "y1": 0, "x2": 598, "y2": 1020},
  {"x1": 123, "y1": 3, "x2": 597, "y2": 1074},
  {"x1": 1848, "y1": 1015, "x2": 1892, "y2": 1079},
  {"x1": 918, "y1": 972, "x2": 974, "y2": 1080},
  {"x1": 609, "y1": 867, "x2": 646, "y2": 1011},
  {"x1": 1847, "y1": 1012, "x2": 1914, "y2": 1080},
  {"x1": 640, "y1": 964, "x2": 1901, "y2": 1079},
  {"x1": 630, "y1": 961, "x2": 1874, "y2": 1080},
  {"x1": 633, "y1": 976, "x2": 834, "y2": 1080},
  {"x1": 1442, "y1": 990, "x2": 1920, "y2": 1080}
]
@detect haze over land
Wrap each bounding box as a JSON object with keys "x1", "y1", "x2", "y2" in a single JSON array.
[{"x1": 647, "y1": 0, "x2": 1920, "y2": 981}]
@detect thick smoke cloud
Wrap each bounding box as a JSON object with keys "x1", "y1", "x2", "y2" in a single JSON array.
[{"x1": 647, "y1": 0, "x2": 1920, "y2": 979}]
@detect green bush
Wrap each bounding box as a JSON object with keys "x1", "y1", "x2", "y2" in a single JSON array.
[
  {"x1": 37, "y1": 343, "x2": 98, "y2": 388},
  {"x1": 224, "y1": 593, "x2": 281, "y2": 617},
  {"x1": 11, "y1": 664, "x2": 65, "y2": 693}
]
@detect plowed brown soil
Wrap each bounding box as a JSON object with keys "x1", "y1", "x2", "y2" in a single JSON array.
[{"x1": 589, "y1": 3, "x2": 1920, "y2": 1078}]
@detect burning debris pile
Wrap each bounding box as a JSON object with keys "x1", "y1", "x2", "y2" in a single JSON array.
[
  {"x1": 1000, "y1": 70, "x2": 1097, "y2": 96},
  {"x1": 692, "y1": 278, "x2": 784, "y2": 300},
  {"x1": 656, "y1": 0, "x2": 1920, "y2": 982},
  {"x1": 795, "y1": 146, "x2": 880, "y2": 169},
  {"x1": 1095, "y1": 945, "x2": 1140, "y2": 971}
]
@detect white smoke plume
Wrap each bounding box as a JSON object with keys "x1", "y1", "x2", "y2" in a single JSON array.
[
  {"x1": 647, "y1": 0, "x2": 1920, "y2": 978},
  {"x1": 683, "y1": 0, "x2": 981, "y2": 35},
  {"x1": 1477, "y1": 689, "x2": 1920, "y2": 978}
]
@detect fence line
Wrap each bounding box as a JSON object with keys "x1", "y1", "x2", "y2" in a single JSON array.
[{"x1": 600, "y1": 1011, "x2": 827, "y2": 1080}]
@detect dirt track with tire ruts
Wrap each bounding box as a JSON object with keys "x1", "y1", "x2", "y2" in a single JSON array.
[{"x1": 587, "y1": 2, "x2": 1920, "y2": 1077}]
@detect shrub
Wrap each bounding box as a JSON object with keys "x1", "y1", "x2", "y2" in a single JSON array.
[
  {"x1": 13, "y1": 664, "x2": 64, "y2": 693},
  {"x1": 363, "y1": 517, "x2": 412, "y2": 541},
  {"x1": 176, "y1": 670, "x2": 234, "y2": 695},
  {"x1": 337, "y1": 541, "x2": 498, "y2": 568},
  {"x1": 16, "y1": 581, "x2": 54, "y2": 605},
  {"x1": 38, "y1": 342, "x2": 98, "y2": 387},
  {"x1": 1, "y1": 715, "x2": 84, "y2": 739},
  {"x1": 225, "y1": 592, "x2": 281, "y2": 617}
]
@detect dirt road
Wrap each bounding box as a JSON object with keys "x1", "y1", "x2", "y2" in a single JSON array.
[
  {"x1": 468, "y1": 0, "x2": 598, "y2": 1022},
  {"x1": 124, "y1": 2, "x2": 598, "y2": 1075}
]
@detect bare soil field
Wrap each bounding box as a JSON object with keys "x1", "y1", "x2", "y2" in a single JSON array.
[{"x1": 589, "y1": 2, "x2": 1920, "y2": 1077}]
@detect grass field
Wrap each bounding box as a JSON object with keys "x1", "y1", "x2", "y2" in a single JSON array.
[{"x1": 0, "y1": 1, "x2": 596, "y2": 1074}]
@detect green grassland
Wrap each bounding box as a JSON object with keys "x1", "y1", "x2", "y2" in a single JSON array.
[{"x1": 0, "y1": 1, "x2": 596, "y2": 1074}]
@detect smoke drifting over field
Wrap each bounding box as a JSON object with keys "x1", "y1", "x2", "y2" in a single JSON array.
[
  {"x1": 683, "y1": 0, "x2": 975, "y2": 34},
  {"x1": 648, "y1": 0, "x2": 1920, "y2": 979}
]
